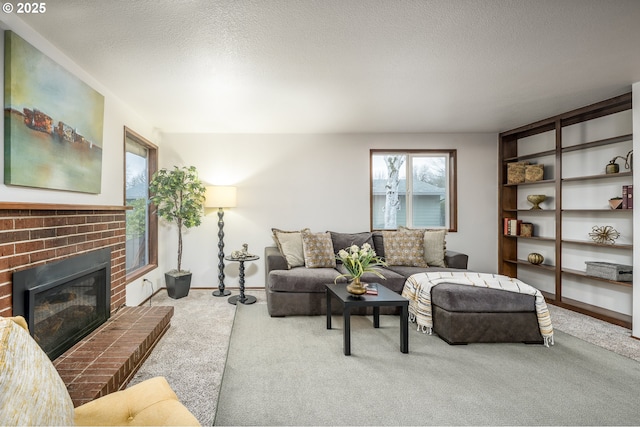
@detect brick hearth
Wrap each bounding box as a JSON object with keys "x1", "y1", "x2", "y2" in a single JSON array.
[{"x1": 54, "y1": 305, "x2": 173, "y2": 407}]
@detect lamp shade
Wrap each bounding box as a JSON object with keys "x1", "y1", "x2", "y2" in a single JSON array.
[{"x1": 205, "y1": 186, "x2": 237, "y2": 208}]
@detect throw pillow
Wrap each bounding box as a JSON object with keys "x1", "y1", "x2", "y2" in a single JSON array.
[
  {"x1": 329, "y1": 232, "x2": 374, "y2": 261},
  {"x1": 423, "y1": 229, "x2": 447, "y2": 267},
  {"x1": 381, "y1": 230, "x2": 428, "y2": 267},
  {"x1": 0, "y1": 317, "x2": 75, "y2": 426},
  {"x1": 399, "y1": 226, "x2": 447, "y2": 267},
  {"x1": 301, "y1": 231, "x2": 337, "y2": 268},
  {"x1": 272, "y1": 228, "x2": 309, "y2": 269}
]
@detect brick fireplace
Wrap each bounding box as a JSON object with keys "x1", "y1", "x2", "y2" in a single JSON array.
[
  {"x1": 0, "y1": 202, "x2": 173, "y2": 406},
  {"x1": 0, "y1": 203, "x2": 127, "y2": 318}
]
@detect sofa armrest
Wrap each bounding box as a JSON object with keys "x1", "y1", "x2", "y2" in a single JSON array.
[
  {"x1": 265, "y1": 246, "x2": 288, "y2": 281},
  {"x1": 445, "y1": 250, "x2": 468, "y2": 269}
]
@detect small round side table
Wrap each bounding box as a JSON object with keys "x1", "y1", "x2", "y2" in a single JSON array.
[{"x1": 224, "y1": 255, "x2": 259, "y2": 305}]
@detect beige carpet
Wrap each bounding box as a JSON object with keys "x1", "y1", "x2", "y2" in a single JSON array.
[
  {"x1": 216, "y1": 303, "x2": 640, "y2": 426},
  {"x1": 131, "y1": 288, "x2": 640, "y2": 425}
]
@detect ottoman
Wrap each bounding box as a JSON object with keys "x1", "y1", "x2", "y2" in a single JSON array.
[{"x1": 430, "y1": 283, "x2": 544, "y2": 345}]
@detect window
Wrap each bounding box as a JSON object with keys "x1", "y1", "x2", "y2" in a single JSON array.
[
  {"x1": 124, "y1": 127, "x2": 158, "y2": 281},
  {"x1": 370, "y1": 149, "x2": 457, "y2": 231}
]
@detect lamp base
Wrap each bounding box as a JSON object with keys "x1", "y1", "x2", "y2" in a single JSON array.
[
  {"x1": 228, "y1": 295, "x2": 257, "y2": 305},
  {"x1": 212, "y1": 289, "x2": 231, "y2": 297}
]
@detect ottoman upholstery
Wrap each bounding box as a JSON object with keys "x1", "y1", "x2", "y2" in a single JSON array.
[{"x1": 430, "y1": 283, "x2": 544, "y2": 345}]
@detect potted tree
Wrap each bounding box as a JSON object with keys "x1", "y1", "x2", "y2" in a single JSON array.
[{"x1": 149, "y1": 165, "x2": 206, "y2": 299}]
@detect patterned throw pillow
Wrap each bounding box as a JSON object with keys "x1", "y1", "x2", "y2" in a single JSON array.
[
  {"x1": 0, "y1": 317, "x2": 75, "y2": 426},
  {"x1": 398, "y1": 226, "x2": 447, "y2": 267},
  {"x1": 382, "y1": 230, "x2": 429, "y2": 267},
  {"x1": 301, "y1": 231, "x2": 336, "y2": 268},
  {"x1": 272, "y1": 228, "x2": 309, "y2": 269}
]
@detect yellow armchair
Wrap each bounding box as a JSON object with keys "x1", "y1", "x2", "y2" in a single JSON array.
[{"x1": 0, "y1": 316, "x2": 199, "y2": 426}]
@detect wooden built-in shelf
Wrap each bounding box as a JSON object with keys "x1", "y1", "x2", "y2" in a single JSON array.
[
  {"x1": 561, "y1": 134, "x2": 633, "y2": 153},
  {"x1": 547, "y1": 296, "x2": 632, "y2": 329},
  {"x1": 561, "y1": 268, "x2": 633, "y2": 288},
  {"x1": 503, "y1": 209, "x2": 556, "y2": 213},
  {"x1": 562, "y1": 171, "x2": 632, "y2": 182},
  {"x1": 498, "y1": 92, "x2": 633, "y2": 329},
  {"x1": 561, "y1": 239, "x2": 632, "y2": 249},
  {"x1": 504, "y1": 258, "x2": 557, "y2": 272},
  {"x1": 503, "y1": 178, "x2": 555, "y2": 187},
  {"x1": 503, "y1": 235, "x2": 556, "y2": 242},
  {"x1": 504, "y1": 149, "x2": 556, "y2": 163},
  {"x1": 561, "y1": 209, "x2": 632, "y2": 213}
]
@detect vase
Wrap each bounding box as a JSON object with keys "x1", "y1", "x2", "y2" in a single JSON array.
[
  {"x1": 526, "y1": 194, "x2": 546, "y2": 210},
  {"x1": 609, "y1": 199, "x2": 623, "y2": 209},
  {"x1": 527, "y1": 253, "x2": 544, "y2": 265},
  {"x1": 346, "y1": 277, "x2": 367, "y2": 296}
]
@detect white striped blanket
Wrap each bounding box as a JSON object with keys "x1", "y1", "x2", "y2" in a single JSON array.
[{"x1": 401, "y1": 272, "x2": 554, "y2": 347}]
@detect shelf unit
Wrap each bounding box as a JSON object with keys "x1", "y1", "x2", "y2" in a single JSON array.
[{"x1": 499, "y1": 93, "x2": 633, "y2": 328}]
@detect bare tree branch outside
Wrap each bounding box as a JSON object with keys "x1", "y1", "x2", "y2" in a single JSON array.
[{"x1": 383, "y1": 155, "x2": 405, "y2": 229}]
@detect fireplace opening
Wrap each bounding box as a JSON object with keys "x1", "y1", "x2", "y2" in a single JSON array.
[{"x1": 13, "y1": 248, "x2": 111, "y2": 360}]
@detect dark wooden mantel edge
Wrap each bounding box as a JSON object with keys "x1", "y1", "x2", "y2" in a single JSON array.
[{"x1": 0, "y1": 201, "x2": 131, "y2": 211}]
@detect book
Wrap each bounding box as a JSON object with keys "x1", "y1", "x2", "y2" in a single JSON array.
[
  {"x1": 365, "y1": 283, "x2": 378, "y2": 295},
  {"x1": 510, "y1": 219, "x2": 521, "y2": 236},
  {"x1": 627, "y1": 185, "x2": 633, "y2": 209},
  {"x1": 504, "y1": 217, "x2": 517, "y2": 235}
]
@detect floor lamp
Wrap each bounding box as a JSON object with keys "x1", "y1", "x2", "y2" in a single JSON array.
[{"x1": 206, "y1": 186, "x2": 237, "y2": 297}]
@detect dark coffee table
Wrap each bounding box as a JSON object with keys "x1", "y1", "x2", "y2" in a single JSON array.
[{"x1": 325, "y1": 283, "x2": 409, "y2": 356}]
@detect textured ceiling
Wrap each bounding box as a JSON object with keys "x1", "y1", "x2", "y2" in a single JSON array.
[{"x1": 15, "y1": 0, "x2": 640, "y2": 134}]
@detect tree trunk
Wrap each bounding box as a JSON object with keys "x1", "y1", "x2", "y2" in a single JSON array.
[
  {"x1": 177, "y1": 218, "x2": 183, "y2": 272},
  {"x1": 384, "y1": 155, "x2": 404, "y2": 228}
]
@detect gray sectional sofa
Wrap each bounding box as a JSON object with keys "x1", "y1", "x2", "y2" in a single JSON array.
[{"x1": 265, "y1": 230, "x2": 469, "y2": 317}]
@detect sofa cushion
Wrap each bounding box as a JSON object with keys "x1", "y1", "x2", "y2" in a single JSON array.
[
  {"x1": 381, "y1": 230, "x2": 428, "y2": 267},
  {"x1": 268, "y1": 267, "x2": 345, "y2": 293},
  {"x1": 301, "y1": 231, "x2": 336, "y2": 268},
  {"x1": 431, "y1": 283, "x2": 536, "y2": 313},
  {"x1": 335, "y1": 265, "x2": 407, "y2": 293},
  {"x1": 0, "y1": 316, "x2": 75, "y2": 426},
  {"x1": 272, "y1": 228, "x2": 309, "y2": 269},
  {"x1": 385, "y1": 265, "x2": 455, "y2": 278},
  {"x1": 329, "y1": 232, "x2": 374, "y2": 261}
]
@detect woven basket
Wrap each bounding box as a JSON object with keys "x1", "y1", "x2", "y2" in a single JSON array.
[
  {"x1": 507, "y1": 162, "x2": 527, "y2": 184},
  {"x1": 525, "y1": 164, "x2": 544, "y2": 182}
]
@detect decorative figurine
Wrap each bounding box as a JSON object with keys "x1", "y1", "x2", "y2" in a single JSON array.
[{"x1": 231, "y1": 243, "x2": 255, "y2": 259}]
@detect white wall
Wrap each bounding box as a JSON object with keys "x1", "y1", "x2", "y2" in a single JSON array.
[
  {"x1": 633, "y1": 82, "x2": 639, "y2": 339},
  {"x1": 0, "y1": 16, "x2": 159, "y2": 305},
  {"x1": 147, "y1": 133, "x2": 499, "y2": 291}
]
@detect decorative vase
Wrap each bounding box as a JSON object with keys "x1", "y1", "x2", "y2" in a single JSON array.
[
  {"x1": 609, "y1": 199, "x2": 623, "y2": 209},
  {"x1": 606, "y1": 161, "x2": 620, "y2": 174},
  {"x1": 346, "y1": 277, "x2": 367, "y2": 296},
  {"x1": 527, "y1": 253, "x2": 544, "y2": 265},
  {"x1": 527, "y1": 194, "x2": 546, "y2": 210}
]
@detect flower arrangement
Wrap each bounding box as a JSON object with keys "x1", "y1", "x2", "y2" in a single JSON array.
[{"x1": 334, "y1": 243, "x2": 387, "y2": 284}]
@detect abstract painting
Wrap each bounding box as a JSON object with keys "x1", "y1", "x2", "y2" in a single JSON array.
[{"x1": 4, "y1": 31, "x2": 105, "y2": 194}]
